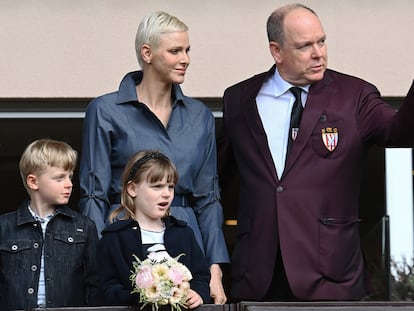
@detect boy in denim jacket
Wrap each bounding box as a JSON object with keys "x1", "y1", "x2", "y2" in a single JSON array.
[{"x1": 0, "y1": 139, "x2": 101, "y2": 310}]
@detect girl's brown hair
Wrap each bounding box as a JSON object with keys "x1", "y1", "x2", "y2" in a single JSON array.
[{"x1": 109, "y1": 150, "x2": 178, "y2": 222}]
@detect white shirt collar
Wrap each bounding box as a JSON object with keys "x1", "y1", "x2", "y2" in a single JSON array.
[
  {"x1": 273, "y1": 67, "x2": 311, "y2": 96},
  {"x1": 28, "y1": 204, "x2": 55, "y2": 223}
]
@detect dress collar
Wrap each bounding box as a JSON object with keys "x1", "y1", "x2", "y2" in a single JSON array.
[{"x1": 116, "y1": 71, "x2": 188, "y2": 108}]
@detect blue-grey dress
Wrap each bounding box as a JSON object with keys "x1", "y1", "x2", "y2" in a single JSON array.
[{"x1": 79, "y1": 71, "x2": 229, "y2": 265}]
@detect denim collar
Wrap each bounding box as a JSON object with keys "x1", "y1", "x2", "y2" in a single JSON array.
[
  {"x1": 116, "y1": 71, "x2": 187, "y2": 108},
  {"x1": 16, "y1": 201, "x2": 75, "y2": 226}
]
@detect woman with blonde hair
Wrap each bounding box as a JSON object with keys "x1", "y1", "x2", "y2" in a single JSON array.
[{"x1": 80, "y1": 11, "x2": 229, "y2": 303}]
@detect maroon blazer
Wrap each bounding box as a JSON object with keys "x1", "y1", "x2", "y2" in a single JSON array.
[{"x1": 218, "y1": 66, "x2": 414, "y2": 301}]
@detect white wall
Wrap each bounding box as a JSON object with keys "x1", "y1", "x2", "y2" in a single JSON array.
[
  {"x1": 386, "y1": 149, "x2": 414, "y2": 266},
  {"x1": 0, "y1": 0, "x2": 413, "y2": 98}
]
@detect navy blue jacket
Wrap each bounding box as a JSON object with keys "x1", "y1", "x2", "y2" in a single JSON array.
[
  {"x1": 98, "y1": 216, "x2": 211, "y2": 306},
  {"x1": 0, "y1": 201, "x2": 101, "y2": 310}
]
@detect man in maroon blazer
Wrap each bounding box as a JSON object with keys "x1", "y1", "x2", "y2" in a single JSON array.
[{"x1": 218, "y1": 3, "x2": 414, "y2": 302}]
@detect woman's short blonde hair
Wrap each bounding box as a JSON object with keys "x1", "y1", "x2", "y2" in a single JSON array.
[{"x1": 135, "y1": 11, "x2": 188, "y2": 68}]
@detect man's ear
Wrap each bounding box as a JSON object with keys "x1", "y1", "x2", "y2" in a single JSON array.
[
  {"x1": 269, "y1": 41, "x2": 283, "y2": 64},
  {"x1": 26, "y1": 174, "x2": 39, "y2": 190}
]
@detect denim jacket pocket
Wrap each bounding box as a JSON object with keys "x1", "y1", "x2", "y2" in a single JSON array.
[
  {"x1": 0, "y1": 240, "x2": 32, "y2": 253},
  {"x1": 0, "y1": 240, "x2": 35, "y2": 276},
  {"x1": 53, "y1": 233, "x2": 87, "y2": 245},
  {"x1": 52, "y1": 233, "x2": 87, "y2": 268}
]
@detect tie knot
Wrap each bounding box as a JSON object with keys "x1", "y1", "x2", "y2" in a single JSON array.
[{"x1": 290, "y1": 87, "x2": 303, "y2": 100}]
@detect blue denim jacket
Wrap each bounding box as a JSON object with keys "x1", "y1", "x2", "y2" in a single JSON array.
[{"x1": 0, "y1": 201, "x2": 101, "y2": 310}]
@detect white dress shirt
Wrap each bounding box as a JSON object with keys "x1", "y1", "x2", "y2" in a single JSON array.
[{"x1": 256, "y1": 68, "x2": 309, "y2": 177}]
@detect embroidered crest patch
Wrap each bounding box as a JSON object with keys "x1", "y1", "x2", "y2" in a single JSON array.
[{"x1": 321, "y1": 127, "x2": 338, "y2": 152}]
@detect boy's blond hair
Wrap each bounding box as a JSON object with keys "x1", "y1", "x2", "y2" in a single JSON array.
[{"x1": 19, "y1": 139, "x2": 77, "y2": 191}]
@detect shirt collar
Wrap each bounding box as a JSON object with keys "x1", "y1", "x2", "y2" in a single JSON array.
[
  {"x1": 171, "y1": 83, "x2": 186, "y2": 106},
  {"x1": 117, "y1": 71, "x2": 187, "y2": 108},
  {"x1": 273, "y1": 67, "x2": 310, "y2": 96},
  {"x1": 116, "y1": 71, "x2": 140, "y2": 104},
  {"x1": 16, "y1": 201, "x2": 75, "y2": 226},
  {"x1": 28, "y1": 204, "x2": 55, "y2": 223}
]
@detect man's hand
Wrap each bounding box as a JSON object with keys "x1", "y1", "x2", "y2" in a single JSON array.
[{"x1": 209, "y1": 264, "x2": 227, "y2": 304}]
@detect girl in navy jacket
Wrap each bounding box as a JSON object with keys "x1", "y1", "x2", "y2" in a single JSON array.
[{"x1": 98, "y1": 150, "x2": 210, "y2": 307}]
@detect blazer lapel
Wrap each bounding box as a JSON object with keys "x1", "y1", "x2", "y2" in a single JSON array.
[
  {"x1": 283, "y1": 71, "x2": 335, "y2": 175},
  {"x1": 242, "y1": 67, "x2": 279, "y2": 182}
]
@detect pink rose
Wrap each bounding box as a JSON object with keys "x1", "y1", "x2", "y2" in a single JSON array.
[
  {"x1": 136, "y1": 265, "x2": 154, "y2": 288},
  {"x1": 168, "y1": 266, "x2": 185, "y2": 285}
]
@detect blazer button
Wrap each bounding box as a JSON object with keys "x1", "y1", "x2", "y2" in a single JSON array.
[
  {"x1": 276, "y1": 186, "x2": 284, "y2": 192},
  {"x1": 27, "y1": 288, "x2": 34, "y2": 295},
  {"x1": 67, "y1": 236, "x2": 74, "y2": 243},
  {"x1": 31, "y1": 265, "x2": 38, "y2": 272},
  {"x1": 11, "y1": 244, "x2": 18, "y2": 251},
  {"x1": 33, "y1": 243, "x2": 39, "y2": 249}
]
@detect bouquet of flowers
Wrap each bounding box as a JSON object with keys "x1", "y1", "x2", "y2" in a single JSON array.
[{"x1": 130, "y1": 244, "x2": 193, "y2": 311}]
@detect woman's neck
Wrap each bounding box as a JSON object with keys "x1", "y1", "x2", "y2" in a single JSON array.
[
  {"x1": 136, "y1": 79, "x2": 173, "y2": 127},
  {"x1": 136, "y1": 74, "x2": 172, "y2": 108}
]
